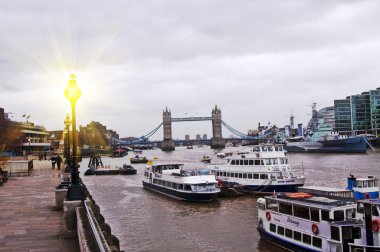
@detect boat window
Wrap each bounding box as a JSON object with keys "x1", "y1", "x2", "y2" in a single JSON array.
[
  {"x1": 231, "y1": 173, "x2": 235, "y2": 178},
  {"x1": 334, "y1": 210, "x2": 345, "y2": 221},
  {"x1": 223, "y1": 172, "x2": 226, "y2": 176},
  {"x1": 342, "y1": 226, "x2": 353, "y2": 240},
  {"x1": 353, "y1": 181, "x2": 357, "y2": 187},
  {"x1": 269, "y1": 223, "x2": 276, "y2": 232},
  {"x1": 172, "y1": 183, "x2": 177, "y2": 189},
  {"x1": 294, "y1": 205, "x2": 310, "y2": 220},
  {"x1": 231, "y1": 160, "x2": 236, "y2": 165},
  {"x1": 270, "y1": 174, "x2": 276, "y2": 180},
  {"x1": 185, "y1": 184, "x2": 191, "y2": 191},
  {"x1": 321, "y1": 210, "x2": 330, "y2": 221},
  {"x1": 279, "y1": 146, "x2": 283, "y2": 151},
  {"x1": 353, "y1": 227, "x2": 361, "y2": 239},
  {"x1": 277, "y1": 226, "x2": 284, "y2": 236},
  {"x1": 227, "y1": 172, "x2": 230, "y2": 177},
  {"x1": 331, "y1": 226, "x2": 340, "y2": 241},
  {"x1": 372, "y1": 205, "x2": 379, "y2": 216},
  {"x1": 243, "y1": 173, "x2": 247, "y2": 179},
  {"x1": 312, "y1": 237, "x2": 322, "y2": 248},
  {"x1": 363, "y1": 181, "x2": 368, "y2": 188},
  {"x1": 153, "y1": 179, "x2": 158, "y2": 184},
  {"x1": 255, "y1": 160, "x2": 261, "y2": 165},
  {"x1": 266, "y1": 199, "x2": 278, "y2": 212},
  {"x1": 375, "y1": 180, "x2": 378, "y2": 187},
  {"x1": 358, "y1": 181, "x2": 363, "y2": 188},
  {"x1": 285, "y1": 228, "x2": 292, "y2": 238},
  {"x1": 178, "y1": 184, "x2": 184, "y2": 190},
  {"x1": 268, "y1": 146, "x2": 273, "y2": 151},
  {"x1": 357, "y1": 203, "x2": 364, "y2": 214},
  {"x1": 248, "y1": 174, "x2": 252, "y2": 179},
  {"x1": 265, "y1": 159, "x2": 271, "y2": 165},
  {"x1": 167, "y1": 182, "x2": 172, "y2": 188},
  {"x1": 239, "y1": 173, "x2": 243, "y2": 178},
  {"x1": 293, "y1": 231, "x2": 301, "y2": 241},
  {"x1": 302, "y1": 234, "x2": 311, "y2": 245},
  {"x1": 262, "y1": 146, "x2": 268, "y2": 152},
  {"x1": 369, "y1": 180, "x2": 374, "y2": 187},
  {"x1": 279, "y1": 202, "x2": 293, "y2": 215},
  {"x1": 261, "y1": 160, "x2": 264, "y2": 165},
  {"x1": 254, "y1": 174, "x2": 259, "y2": 179},
  {"x1": 249, "y1": 160, "x2": 253, "y2": 165},
  {"x1": 260, "y1": 174, "x2": 268, "y2": 180},
  {"x1": 274, "y1": 146, "x2": 278, "y2": 151},
  {"x1": 272, "y1": 159, "x2": 278, "y2": 165},
  {"x1": 280, "y1": 159, "x2": 285, "y2": 164},
  {"x1": 244, "y1": 160, "x2": 248, "y2": 165},
  {"x1": 310, "y1": 208, "x2": 320, "y2": 222}
]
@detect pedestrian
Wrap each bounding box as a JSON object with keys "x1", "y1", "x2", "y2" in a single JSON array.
[
  {"x1": 56, "y1": 155, "x2": 63, "y2": 170},
  {"x1": 43, "y1": 152, "x2": 47, "y2": 160},
  {"x1": 51, "y1": 155, "x2": 56, "y2": 169}
]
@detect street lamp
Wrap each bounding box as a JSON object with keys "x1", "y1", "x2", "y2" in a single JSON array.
[
  {"x1": 64, "y1": 74, "x2": 85, "y2": 201},
  {"x1": 64, "y1": 113, "x2": 72, "y2": 173},
  {"x1": 27, "y1": 136, "x2": 31, "y2": 155}
]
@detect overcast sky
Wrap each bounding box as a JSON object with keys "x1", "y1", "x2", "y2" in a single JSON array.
[{"x1": 1, "y1": 0, "x2": 380, "y2": 140}]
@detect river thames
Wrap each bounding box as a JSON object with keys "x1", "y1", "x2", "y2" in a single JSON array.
[{"x1": 80, "y1": 147, "x2": 380, "y2": 252}]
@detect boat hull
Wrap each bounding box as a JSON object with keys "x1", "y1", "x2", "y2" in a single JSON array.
[
  {"x1": 142, "y1": 181, "x2": 219, "y2": 202},
  {"x1": 221, "y1": 183, "x2": 304, "y2": 194},
  {"x1": 258, "y1": 227, "x2": 320, "y2": 252},
  {"x1": 285, "y1": 137, "x2": 367, "y2": 153}
]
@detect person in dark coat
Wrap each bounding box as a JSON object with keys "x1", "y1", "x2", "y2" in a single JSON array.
[
  {"x1": 56, "y1": 155, "x2": 63, "y2": 170},
  {"x1": 51, "y1": 155, "x2": 56, "y2": 169}
]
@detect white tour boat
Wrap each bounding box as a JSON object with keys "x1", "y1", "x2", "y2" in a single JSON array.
[
  {"x1": 142, "y1": 163, "x2": 220, "y2": 202},
  {"x1": 208, "y1": 144, "x2": 305, "y2": 194},
  {"x1": 257, "y1": 192, "x2": 380, "y2": 251}
]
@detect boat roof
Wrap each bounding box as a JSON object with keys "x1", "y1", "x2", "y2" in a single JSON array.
[
  {"x1": 331, "y1": 221, "x2": 363, "y2": 227},
  {"x1": 267, "y1": 194, "x2": 355, "y2": 210},
  {"x1": 357, "y1": 199, "x2": 380, "y2": 205},
  {"x1": 298, "y1": 186, "x2": 351, "y2": 193},
  {"x1": 151, "y1": 163, "x2": 184, "y2": 167},
  {"x1": 355, "y1": 177, "x2": 378, "y2": 181}
]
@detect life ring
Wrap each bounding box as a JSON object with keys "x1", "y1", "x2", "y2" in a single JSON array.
[
  {"x1": 364, "y1": 193, "x2": 370, "y2": 199},
  {"x1": 372, "y1": 219, "x2": 380, "y2": 232},
  {"x1": 266, "y1": 211, "x2": 271, "y2": 221},
  {"x1": 256, "y1": 153, "x2": 260, "y2": 158},
  {"x1": 312, "y1": 223, "x2": 319, "y2": 235}
]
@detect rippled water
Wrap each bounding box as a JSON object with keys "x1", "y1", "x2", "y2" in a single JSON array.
[{"x1": 80, "y1": 147, "x2": 380, "y2": 252}]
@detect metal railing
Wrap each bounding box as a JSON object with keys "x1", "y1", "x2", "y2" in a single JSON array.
[{"x1": 83, "y1": 201, "x2": 106, "y2": 252}]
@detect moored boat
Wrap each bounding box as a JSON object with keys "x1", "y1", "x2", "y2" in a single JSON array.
[
  {"x1": 201, "y1": 155, "x2": 211, "y2": 163},
  {"x1": 142, "y1": 163, "x2": 220, "y2": 202},
  {"x1": 208, "y1": 144, "x2": 305, "y2": 194},
  {"x1": 130, "y1": 155, "x2": 148, "y2": 164},
  {"x1": 257, "y1": 190, "x2": 380, "y2": 251}
]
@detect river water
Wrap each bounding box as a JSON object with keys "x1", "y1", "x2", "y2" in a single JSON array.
[{"x1": 80, "y1": 147, "x2": 380, "y2": 252}]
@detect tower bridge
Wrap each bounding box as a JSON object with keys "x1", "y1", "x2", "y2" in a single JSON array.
[{"x1": 112, "y1": 105, "x2": 272, "y2": 150}]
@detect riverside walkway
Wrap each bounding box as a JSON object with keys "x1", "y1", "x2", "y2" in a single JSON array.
[{"x1": 0, "y1": 160, "x2": 79, "y2": 252}]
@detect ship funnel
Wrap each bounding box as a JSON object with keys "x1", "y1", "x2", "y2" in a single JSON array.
[{"x1": 297, "y1": 124, "x2": 303, "y2": 136}]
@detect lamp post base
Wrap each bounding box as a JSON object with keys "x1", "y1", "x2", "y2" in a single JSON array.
[{"x1": 66, "y1": 183, "x2": 85, "y2": 201}]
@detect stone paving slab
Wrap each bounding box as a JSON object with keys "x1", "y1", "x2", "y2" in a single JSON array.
[{"x1": 0, "y1": 160, "x2": 79, "y2": 252}]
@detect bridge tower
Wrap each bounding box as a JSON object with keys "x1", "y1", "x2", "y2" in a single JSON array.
[
  {"x1": 161, "y1": 107, "x2": 175, "y2": 151},
  {"x1": 211, "y1": 105, "x2": 225, "y2": 149}
]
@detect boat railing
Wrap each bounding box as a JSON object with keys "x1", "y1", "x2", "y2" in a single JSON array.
[{"x1": 348, "y1": 243, "x2": 380, "y2": 252}]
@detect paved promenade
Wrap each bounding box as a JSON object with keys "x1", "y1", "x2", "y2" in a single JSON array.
[{"x1": 0, "y1": 160, "x2": 79, "y2": 252}]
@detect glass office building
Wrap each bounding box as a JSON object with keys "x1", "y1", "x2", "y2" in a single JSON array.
[
  {"x1": 334, "y1": 98, "x2": 352, "y2": 133},
  {"x1": 370, "y1": 88, "x2": 380, "y2": 134},
  {"x1": 351, "y1": 92, "x2": 371, "y2": 134}
]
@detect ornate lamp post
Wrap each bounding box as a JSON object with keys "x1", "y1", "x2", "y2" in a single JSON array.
[
  {"x1": 64, "y1": 113, "x2": 71, "y2": 173},
  {"x1": 64, "y1": 74, "x2": 85, "y2": 201}
]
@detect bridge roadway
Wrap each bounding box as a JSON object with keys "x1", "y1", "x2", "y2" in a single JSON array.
[{"x1": 171, "y1": 117, "x2": 212, "y2": 122}]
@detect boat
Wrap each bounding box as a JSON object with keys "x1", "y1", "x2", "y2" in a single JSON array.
[
  {"x1": 186, "y1": 145, "x2": 193, "y2": 149},
  {"x1": 85, "y1": 164, "x2": 137, "y2": 176},
  {"x1": 112, "y1": 148, "x2": 128, "y2": 157},
  {"x1": 142, "y1": 163, "x2": 220, "y2": 202},
  {"x1": 130, "y1": 155, "x2": 149, "y2": 164},
  {"x1": 208, "y1": 144, "x2": 305, "y2": 194},
  {"x1": 201, "y1": 155, "x2": 211, "y2": 163},
  {"x1": 284, "y1": 119, "x2": 367, "y2": 153},
  {"x1": 257, "y1": 190, "x2": 380, "y2": 251}
]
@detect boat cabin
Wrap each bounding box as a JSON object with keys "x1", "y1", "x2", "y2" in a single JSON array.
[{"x1": 347, "y1": 175, "x2": 379, "y2": 200}]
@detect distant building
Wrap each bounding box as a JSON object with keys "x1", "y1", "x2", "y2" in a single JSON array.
[
  {"x1": 307, "y1": 103, "x2": 335, "y2": 132},
  {"x1": 202, "y1": 134, "x2": 207, "y2": 140},
  {"x1": 79, "y1": 121, "x2": 119, "y2": 148},
  {"x1": 334, "y1": 87, "x2": 380, "y2": 135},
  {"x1": 196, "y1": 134, "x2": 201, "y2": 140},
  {"x1": 185, "y1": 134, "x2": 190, "y2": 141}
]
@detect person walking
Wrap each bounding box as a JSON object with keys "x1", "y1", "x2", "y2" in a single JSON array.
[
  {"x1": 56, "y1": 155, "x2": 63, "y2": 170},
  {"x1": 51, "y1": 155, "x2": 56, "y2": 169}
]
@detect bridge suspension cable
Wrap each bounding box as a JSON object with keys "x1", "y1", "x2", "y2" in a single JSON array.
[
  {"x1": 221, "y1": 120, "x2": 272, "y2": 139},
  {"x1": 113, "y1": 123, "x2": 163, "y2": 144}
]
